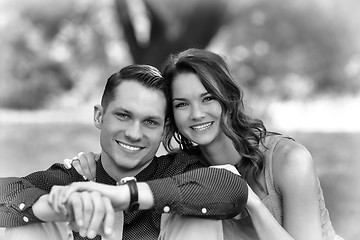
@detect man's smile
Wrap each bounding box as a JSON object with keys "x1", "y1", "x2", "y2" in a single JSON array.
[{"x1": 115, "y1": 140, "x2": 144, "y2": 152}]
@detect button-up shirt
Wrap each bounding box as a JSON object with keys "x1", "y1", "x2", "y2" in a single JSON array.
[{"x1": 0, "y1": 151, "x2": 248, "y2": 239}]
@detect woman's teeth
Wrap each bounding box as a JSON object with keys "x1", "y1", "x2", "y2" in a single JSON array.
[{"x1": 192, "y1": 122, "x2": 212, "y2": 131}]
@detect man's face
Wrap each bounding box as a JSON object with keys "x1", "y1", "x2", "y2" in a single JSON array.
[{"x1": 95, "y1": 80, "x2": 167, "y2": 176}]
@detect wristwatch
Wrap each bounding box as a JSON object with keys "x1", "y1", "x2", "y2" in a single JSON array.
[{"x1": 117, "y1": 176, "x2": 140, "y2": 212}]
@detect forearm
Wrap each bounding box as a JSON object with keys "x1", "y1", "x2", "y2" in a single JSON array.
[
  {"x1": 112, "y1": 182, "x2": 154, "y2": 210},
  {"x1": 246, "y1": 200, "x2": 294, "y2": 240},
  {"x1": 0, "y1": 164, "x2": 82, "y2": 227},
  {"x1": 32, "y1": 195, "x2": 67, "y2": 222},
  {"x1": 96, "y1": 182, "x2": 154, "y2": 210},
  {"x1": 147, "y1": 167, "x2": 248, "y2": 219}
]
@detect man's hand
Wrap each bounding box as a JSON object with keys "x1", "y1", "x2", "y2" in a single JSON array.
[
  {"x1": 48, "y1": 185, "x2": 115, "y2": 238},
  {"x1": 66, "y1": 191, "x2": 115, "y2": 238}
]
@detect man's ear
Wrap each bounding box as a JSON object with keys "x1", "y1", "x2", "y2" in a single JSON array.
[{"x1": 94, "y1": 104, "x2": 103, "y2": 129}]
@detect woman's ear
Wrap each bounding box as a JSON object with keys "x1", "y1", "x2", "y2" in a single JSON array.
[{"x1": 94, "y1": 104, "x2": 103, "y2": 129}]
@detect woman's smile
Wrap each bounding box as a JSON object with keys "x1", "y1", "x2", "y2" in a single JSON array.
[{"x1": 190, "y1": 122, "x2": 213, "y2": 131}]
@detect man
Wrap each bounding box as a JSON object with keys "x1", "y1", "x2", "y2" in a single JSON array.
[{"x1": 0, "y1": 65, "x2": 248, "y2": 239}]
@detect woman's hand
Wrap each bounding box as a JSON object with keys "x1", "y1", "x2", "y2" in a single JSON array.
[
  {"x1": 63, "y1": 152, "x2": 99, "y2": 180},
  {"x1": 49, "y1": 182, "x2": 129, "y2": 212},
  {"x1": 66, "y1": 191, "x2": 115, "y2": 238},
  {"x1": 48, "y1": 185, "x2": 115, "y2": 238}
]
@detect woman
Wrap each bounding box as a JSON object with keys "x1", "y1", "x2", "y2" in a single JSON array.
[{"x1": 70, "y1": 49, "x2": 343, "y2": 240}]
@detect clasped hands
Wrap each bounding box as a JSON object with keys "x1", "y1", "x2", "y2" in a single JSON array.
[{"x1": 48, "y1": 182, "x2": 126, "y2": 239}]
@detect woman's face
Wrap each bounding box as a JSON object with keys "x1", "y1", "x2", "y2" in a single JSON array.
[{"x1": 171, "y1": 72, "x2": 224, "y2": 146}]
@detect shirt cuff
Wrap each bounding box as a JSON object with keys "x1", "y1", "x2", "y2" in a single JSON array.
[{"x1": 146, "y1": 177, "x2": 182, "y2": 214}]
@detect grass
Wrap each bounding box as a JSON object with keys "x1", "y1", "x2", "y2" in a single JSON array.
[{"x1": 0, "y1": 123, "x2": 359, "y2": 240}]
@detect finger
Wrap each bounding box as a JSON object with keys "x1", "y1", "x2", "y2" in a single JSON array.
[
  {"x1": 102, "y1": 197, "x2": 115, "y2": 236},
  {"x1": 86, "y1": 192, "x2": 104, "y2": 239},
  {"x1": 62, "y1": 181, "x2": 105, "y2": 201},
  {"x1": 71, "y1": 157, "x2": 87, "y2": 180},
  {"x1": 68, "y1": 193, "x2": 84, "y2": 229},
  {"x1": 49, "y1": 186, "x2": 67, "y2": 215},
  {"x1": 63, "y1": 158, "x2": 72, "y2": 169},
  {"x1": 60, "y1": 182, "x2": 86, "y2": 204},
  {"x1": 94, "y1": 153, "x2": 101, "y2": 161},
  {"x1": 80, "y1": 192, "x2": 94, "y2": 233},
  {"x1": 78, "y1": 152, "x2": 96, "y2": 180},
  {"x1": 68, "y1": 220, "x2": 80, "y2": 232}
]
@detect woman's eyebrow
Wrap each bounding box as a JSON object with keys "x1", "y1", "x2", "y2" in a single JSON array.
[{"x1": 173, "y1": 92, "x2": 209, "y2": 102}]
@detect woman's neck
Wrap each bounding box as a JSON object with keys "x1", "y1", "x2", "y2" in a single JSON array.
[{"x1": 199, "y1": 134, "x2": 241, "y2": 166}]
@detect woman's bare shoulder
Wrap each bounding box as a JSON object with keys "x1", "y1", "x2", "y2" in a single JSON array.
[{"x1": 272, "y1": 138, "x2": 317, "y2": 193}]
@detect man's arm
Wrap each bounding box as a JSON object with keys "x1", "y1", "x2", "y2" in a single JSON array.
[
  {"x1": 0, "y1": 163, "x2": 84, "y2": 227},
  {"x1": 68, "y1": 151, "x2": 248, "y2": 220},
  {"x1": 144, "y1": 151, "x2": 248, "y2": 219},
  {"x1": 147, "y1": 167, "x2": 248, "y2": 219}
]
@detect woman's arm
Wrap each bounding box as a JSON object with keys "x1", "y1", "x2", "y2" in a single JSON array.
[{"x1": 246, "y1": 139, "x2": 322, "y2": 240}]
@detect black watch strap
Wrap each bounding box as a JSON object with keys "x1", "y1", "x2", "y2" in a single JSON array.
[{"x1": 118, "y1": 177, "x2": 139, "y2": 212}]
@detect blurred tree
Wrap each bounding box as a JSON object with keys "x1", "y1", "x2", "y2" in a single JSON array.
[
  {"x1": 113, "y1": 0, "x2": 359, "y2": 99},
  {"x1": 114, "y1": 0, "x2": 230, "y2": 68},
  {"x1": 0, "y1": 0, "x2": 359, "y2": 109}
]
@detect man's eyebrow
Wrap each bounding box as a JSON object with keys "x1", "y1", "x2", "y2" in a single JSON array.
[
  {"x1": 114, "y1": 107, "x2": 131, "y2": 114},
  {"x1": 146, "y1": 115, "x2": 164, "y2": 122}
]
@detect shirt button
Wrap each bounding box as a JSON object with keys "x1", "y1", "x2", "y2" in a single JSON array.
[
  {"x1": 19, "y1": 203, "x2": 25, "y2": 210},
  {"x1": 201, "y1": 208, "x2": 207, "y2": 214},
  {"x1": 23, "y1": 216, "x2": 29, "y2": 222},
  {"x1": 163, "y1": 206, "x2": 170, "y2": 213}
]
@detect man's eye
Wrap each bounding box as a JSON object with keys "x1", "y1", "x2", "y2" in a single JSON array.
[
  {"x1": 145, "y1": 120, "x2": 159, "y2": 126},
  {"x1": 116, "y1": 113, "x2": 129, "y2": 119}
]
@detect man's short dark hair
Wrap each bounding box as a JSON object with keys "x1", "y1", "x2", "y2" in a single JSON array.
[{"x1": 101, "y1": 64, "x2": 168, "y2": 113}]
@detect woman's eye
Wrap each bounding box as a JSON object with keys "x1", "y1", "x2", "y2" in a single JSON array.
[
  {"x1": 203, "y1": 96, "x2": 215, "y2": 102},
  {"x1": 174, "y1": 102, "x2": 187, "y2": 108}
]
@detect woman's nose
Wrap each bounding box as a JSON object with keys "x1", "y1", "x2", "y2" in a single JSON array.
[{"x1": 191, "y1": 104, "x2": 205, "y2": 120}]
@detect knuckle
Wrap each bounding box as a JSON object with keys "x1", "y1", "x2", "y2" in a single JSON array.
[{"x1": 90, "y1": 191, "x2": 101, "y2": 199}]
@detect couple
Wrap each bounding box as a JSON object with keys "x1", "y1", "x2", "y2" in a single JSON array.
[{"x1": 0, "y1": 48, "x2": 342, "y2": 240}]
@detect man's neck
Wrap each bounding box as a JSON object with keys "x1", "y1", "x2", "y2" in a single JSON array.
[{"x1": 100, "y1": 152, "x2": 153, "y2": 181}]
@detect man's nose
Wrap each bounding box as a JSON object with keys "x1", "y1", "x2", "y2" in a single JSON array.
[{"x1": 125, "y1": 122, "x2": 143, "y2": 141}]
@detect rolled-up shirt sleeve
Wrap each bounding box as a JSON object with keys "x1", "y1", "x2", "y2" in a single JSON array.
[
  {"x1": 147, "y1": 167, "x2": 248, "y2": 220},
  {"x1": 0, "y1": 164, "x2": 82, "y2": 227}
]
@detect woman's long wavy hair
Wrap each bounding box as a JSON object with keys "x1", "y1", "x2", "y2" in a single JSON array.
[{"x1": 161, "y1": 48, "x2": 270, "y2": 182}]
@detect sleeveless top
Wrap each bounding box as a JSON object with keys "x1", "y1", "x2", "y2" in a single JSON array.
[{"x1": 223, "y1": 134, "x2": 343, "y2": 240}]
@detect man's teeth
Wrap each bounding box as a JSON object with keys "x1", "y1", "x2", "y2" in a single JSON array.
[
  {"x1": 119, "y1": 142, "x2": 141, "y2": 151},
  {"x1": 192, "y1": 122, "x2": 212, "y2": 131}
]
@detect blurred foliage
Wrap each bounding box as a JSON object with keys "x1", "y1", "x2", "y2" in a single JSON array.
[
  {"x1": 215, "y1": 0, "x2": 360, "y2": 99},
  {"x1": 0, "y1": 0, "x2": 359, "y2": 109},
  {"x1": 0, "y1": 0, "x2": 126, "y2": 109}
]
